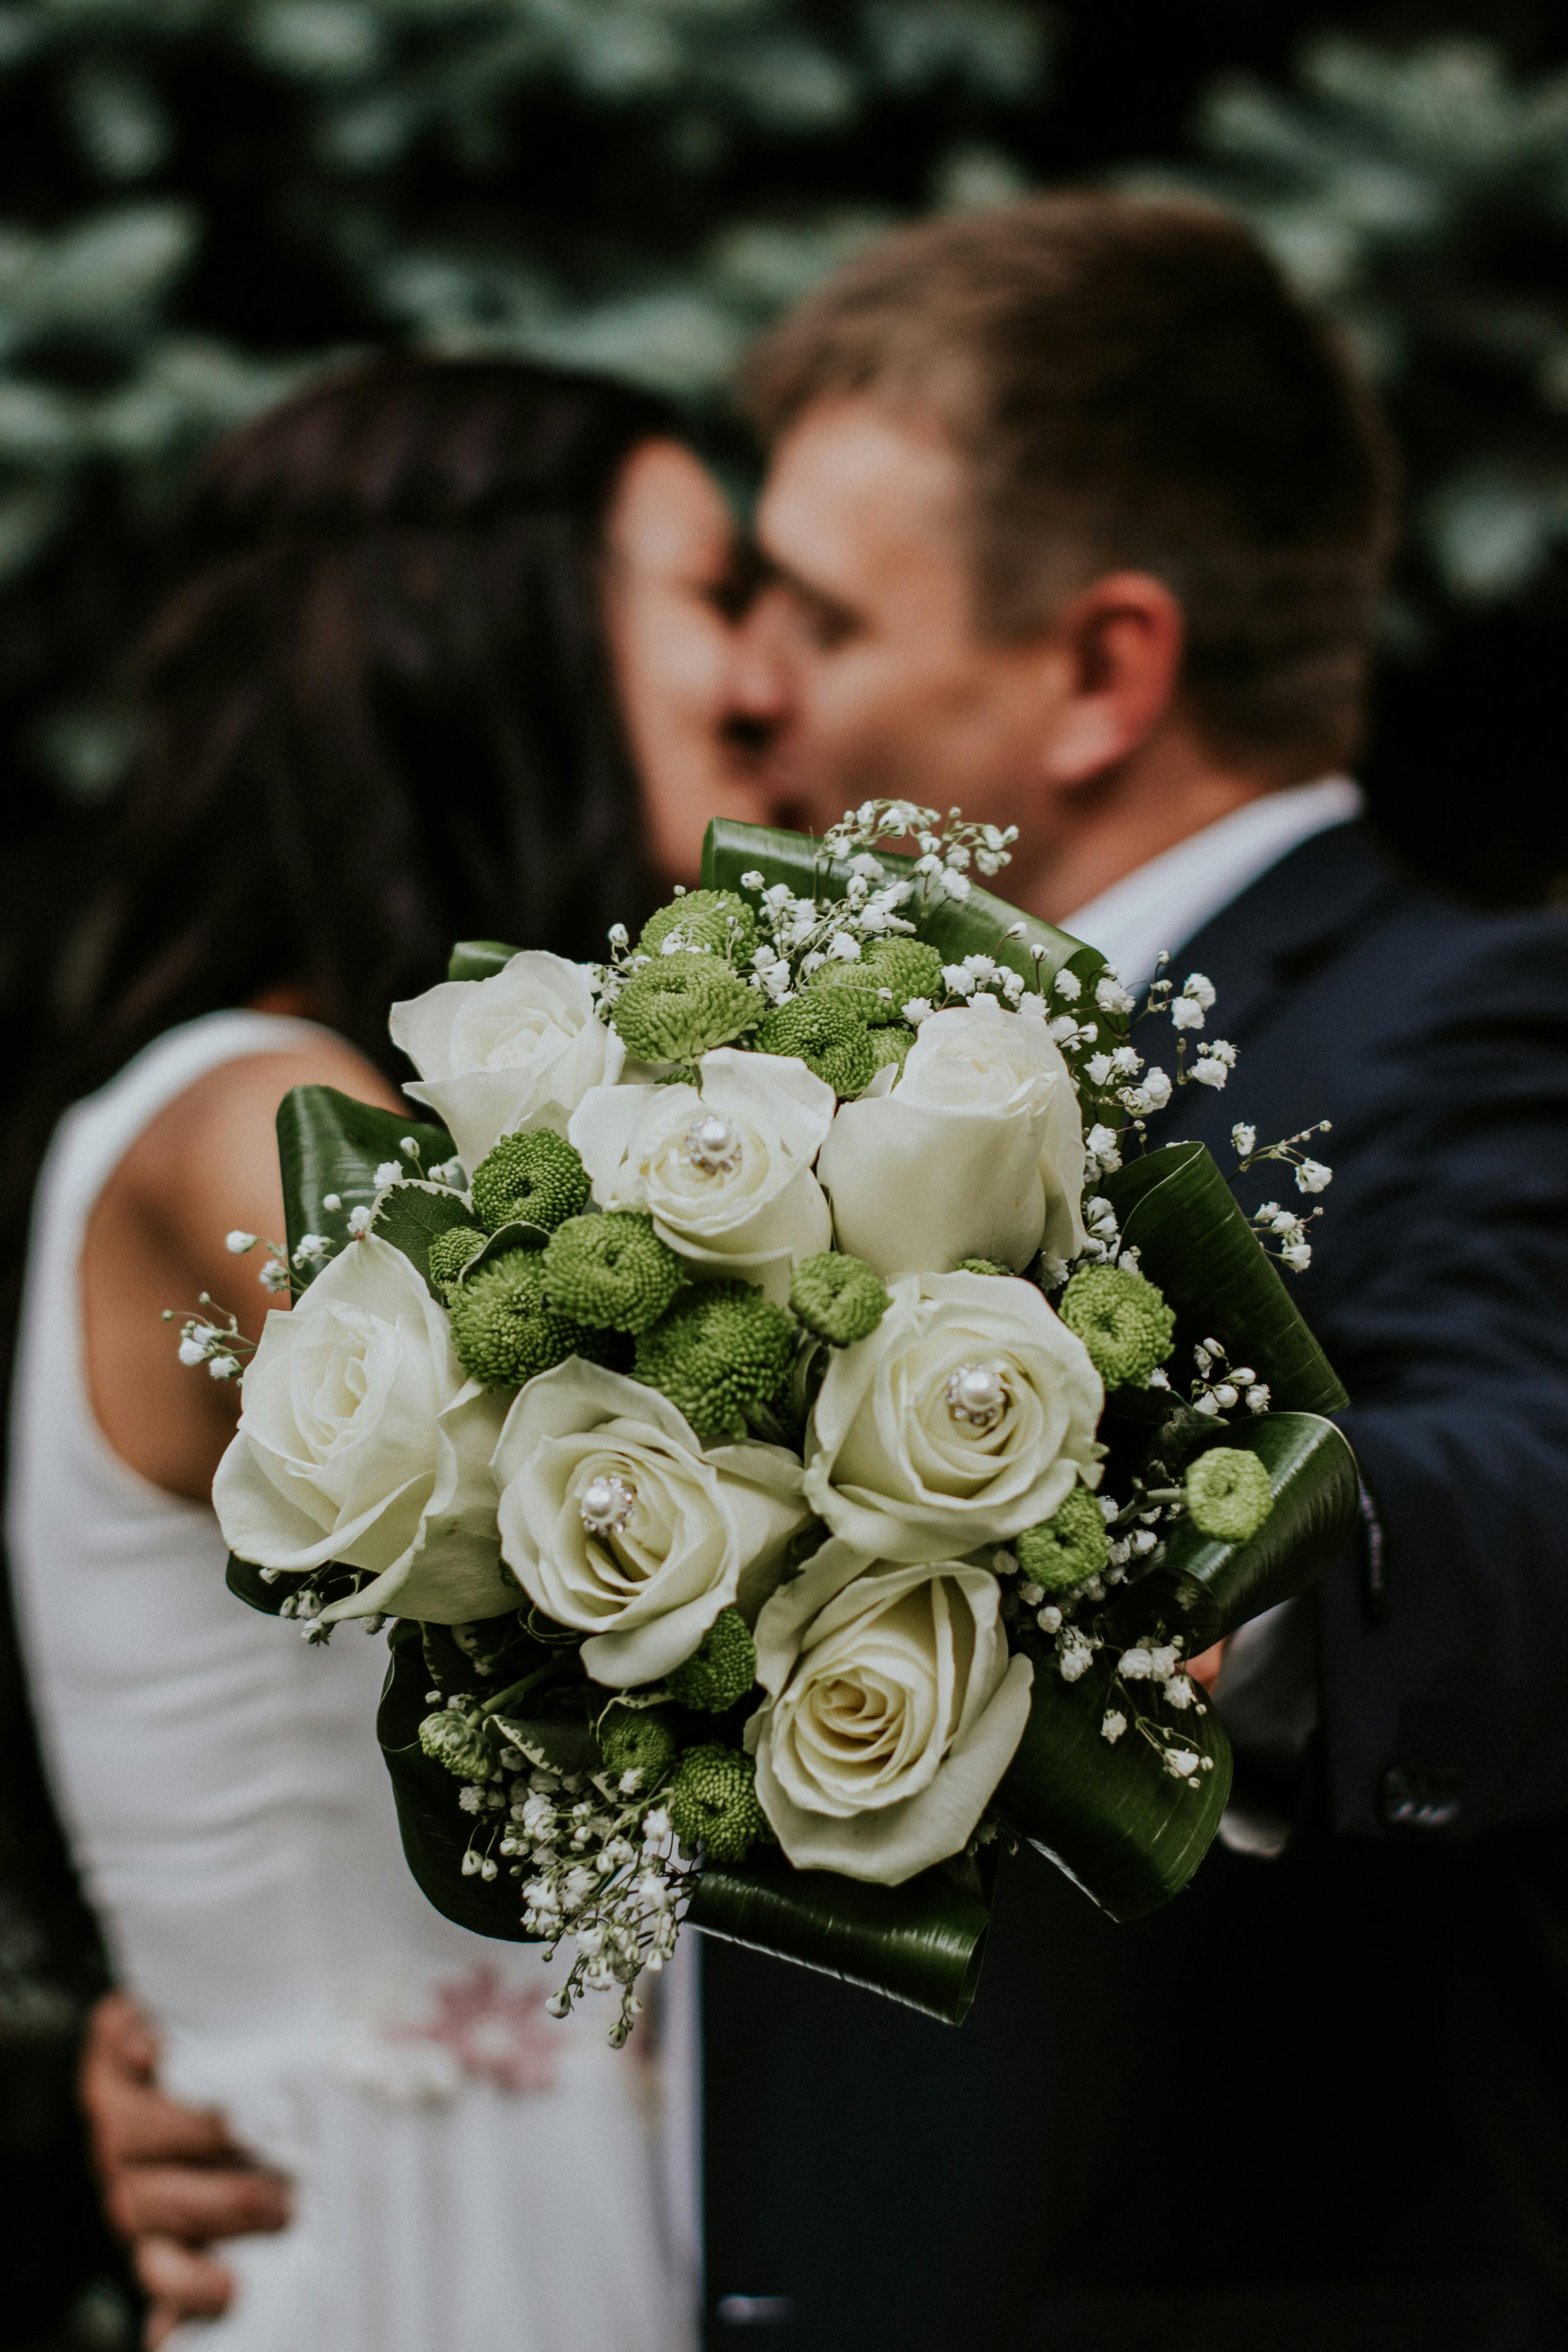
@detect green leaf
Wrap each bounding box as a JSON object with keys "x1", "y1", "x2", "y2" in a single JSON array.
[
  {"x1": 447, "y1": 940, "x2": 520, "y2": 983},
  {"x1": 376, "y1": 1622, "x2": 542, "y2": 1943},
  {"x1": 1151, "y1": 1410, "x2": 1360, "y2": 1651},
  {"x1": 997, "y1": 1632, "x2": 1232, "y2": 1922},
  {"x1": 1103, "y1": 1140, "x2": 1348, "y2": 1414},
  {"x1": 276, "y1": 1085, "x2": 453, "y2": 1290},
  {"x1": 701, "y1": 817, "x2": 1118, "y2": 1018},
  {"x1": 490, "y1": 1714, "x2": 603, "y2": 1778},
  {"x1": 687, "y1": 1845, "x2": 993, "y2": 2025},
  {"x1": 370, "y1": 1179, "x2": 480, "y2": 1297},
  {"x1": 461, "y1": 1219, "x2": 552, "y2": 1278}
]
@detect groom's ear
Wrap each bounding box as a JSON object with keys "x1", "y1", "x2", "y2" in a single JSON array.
[{"x1": 1034, "y1": 571, "x2": 1186, "y2": 788}]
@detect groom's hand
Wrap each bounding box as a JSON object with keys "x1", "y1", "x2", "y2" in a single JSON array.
[{"x1": 80, "y1": 1992, "x2": 291, "y2": 2345}]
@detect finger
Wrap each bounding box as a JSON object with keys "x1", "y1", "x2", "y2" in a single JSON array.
[
  {"x1": 91, "y1": 2077, "x2": 244, "y2": 2169},
  {"x1": 133, "y1": 2235, "x2": 233, "y2": 2321},
  {"x1": 109, "y1": 2162, "x2": 291, "y2": 2243},
  {"x1": 145, "y1": 2302, "x2": 182, "y2": 2351},
  {"x1": 86, "y1": 1991, "x2": 161, "y2": 2081}
]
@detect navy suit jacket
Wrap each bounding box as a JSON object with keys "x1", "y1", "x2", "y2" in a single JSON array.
[{"x1": 700, "y1": 824, "x2": 1568, "y2": 2352}]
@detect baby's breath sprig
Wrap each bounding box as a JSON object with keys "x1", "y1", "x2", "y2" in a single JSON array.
[{"x1": 162, "y1": 1292, "x2": 254, "y2": 1382}]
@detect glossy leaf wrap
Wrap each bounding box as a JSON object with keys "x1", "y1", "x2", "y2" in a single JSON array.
[
  {"x1": 276, "y1": 1085, "x2": 453, "y2": 1290},
  {"x1": 687, "y1": 1848, "x2": 993, "y2": 2026},
  {"x1": 1152, "y1": 1410, "x2": 1359, "y2": 1652},
  {"x1": 1102, "y1": 1140, "x2": 1347, "y2": 1415}
]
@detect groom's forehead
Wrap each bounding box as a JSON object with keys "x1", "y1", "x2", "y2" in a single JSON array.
[{"x1": 760, "y1": 397, "x2": 971, "y2": 581}]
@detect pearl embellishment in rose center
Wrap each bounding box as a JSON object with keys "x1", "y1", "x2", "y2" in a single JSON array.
[
  {"x1": 578, "y1": 1473, "x2": 637, "y2": 1537},
  {"x1": 684, "y1": 1113, "x2": 743, "y2": 1176},
  {"x1": 945, "y1": 1361, "x2": 1010, "y2": 1431}
]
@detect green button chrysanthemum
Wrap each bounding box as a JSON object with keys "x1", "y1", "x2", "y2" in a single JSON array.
[
  {"x1": 541, "y1": 1212, "x2": 686, "y2": 1335},
  {"x1": 665, "y1": 1608, "x2": 757, "y2": 1713},
  {"x1": 1016, "y1": 1488, "x2": 1111, "y2": 1595},
  {"x1": 1058, "y1": 1263, "x2": 1176, "y2": 1388},
  {"x1": 470, "y1": 1129, "x2": 591, "y2": 1235},
  {"x1": 1185, "y1": 1447, "x2": 1274, "y2": 1543},
  {"x1": 867, "y1": 1023, "x2": 916, "y2": 1077},
  {"x1": 633, "y1": 1280, "x2": 796, "y2": 1442},
  {"x1": 446, "y1": 1249, "x2": 603, "y2": 1388},
  {"x1": 789, "y1": 1251, "x2": 890, "y2": 1346},
  {"x1": 757, "y1": 993, "x2": 875, "y2": 1097},
  {"x1": 611, "y1": 951, "x2": 761, "y2": 1063},
  {"x1": 418, "y1": 1708, "x2": 492, "y2": 1783},
  {"x1": 598, "y1": 1704, "x2": 679, "y2": 1793},
  {"x1": 427, "y1": 1222, "x2": 487, "y2": 1294},
  {"x1": 952, "y1": 1257, "x2": 1012, "y2": 1277},
  {"x1": 639, "y1": 888, "x2": 757, "y2": 966},
  {"x1": 666, "y1": 1742, "x2": 764, "y2": 1863},
  {"x1": 809, "y1": 936, "x2": 946, "y2": 1025}
]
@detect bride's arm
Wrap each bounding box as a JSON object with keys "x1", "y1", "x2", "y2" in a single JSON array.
[{"x1": 82, "y1": 1039, "x2": 404, "y2": 1500}]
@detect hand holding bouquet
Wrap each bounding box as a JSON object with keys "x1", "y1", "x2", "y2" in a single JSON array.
[{"x1": 204, "y1": 803, "x2": 1356, "y2": 2037}]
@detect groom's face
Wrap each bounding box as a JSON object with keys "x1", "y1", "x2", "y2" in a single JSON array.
[{"x1": 734, "y1": 397, "x2": 1072, "y2": 840}]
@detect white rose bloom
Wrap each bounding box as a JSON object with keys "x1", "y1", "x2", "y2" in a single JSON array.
[
  {"x1": 214, "y1": 1237, "x2": 511, "y2": 1624},
  {"x1": 568, "y1": 1048, "x2": 833, "y2": 1305},
  {"x1": 816, "y1": 1002, "x2": 1087, "y2": 1279},
  {"x1": 805, "y1": 1270, "x2": 1103, "y2": 1561},
  {"x1": 493, "y1": 1361, "x2": 809, "y2": 1687},
  {"x1": 389, "y1": 951, "x2": 625, "y2": 1172},
  {"x1": 747, "y1": 1538, "x2": 1034, "y2": 1884}
]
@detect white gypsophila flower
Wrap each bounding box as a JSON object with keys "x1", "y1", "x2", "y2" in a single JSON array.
[
  {"x1": 805, "y1": 1270, "x2": 1103, "y2": 1562},
  {"x1": 568, "y1": 1048, "x2": 833, "y2": 1307},
  {"x1": 492, "y1": 1361, "x2": 808, "y2": 1687},
  {"x1": 389, "y1": 950, "x2": 625, "y2": 1173},
  {"x1": 1169, "y1": 996, "x2": 1204, "y2": 1031},
  {"x1": 1190, "y1": 1055, "x2": 1229, "y2": 1089},
  {"x1": 746, "y1": 1537, "x2": 1033, "y2": 1886},
  {"x1": 226, "y1": 1230, "x2": 257, "y2": 1254},
  {"x1": 1295, "y1": 1157, "x2": 1333, "y2": 1194},
  {"x1": 1095, "y1": 972, "x2": 1135, "y2": 1015},
  {"x1": 1231, "y1": 1123, "x2": 1257, "y2": 1158},
  {"x1": 1184, "y1": 973, "x2": 1216, "y2": 1009},
  {"x1": 347, "y1": 1205, "x2": 373, "y2": 1237},
  {"x1": 1102, "y1": 1710, "x2": 1127, "y2": 1743},
  {"x1": 817, "y1": 1002, "x2": 1088, "y2": 1279},
  {"x1": 213, "y1": 1236, "x2": 510, "y2": 1624},
  {"x1": 374, "y1": 1162, "x2": 402, "y2": 1188}
]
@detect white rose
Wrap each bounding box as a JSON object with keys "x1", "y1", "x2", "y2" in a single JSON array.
[
  {"x1": 389, "y1": 951, "x2": 625, "y2": 1172},
  {"x1": 747, "y1": 1538, "x2": 1034, "y2": 1884},
  {"x1": 805, "y1": 1270, "x2": 1103, "y2": 1561},
  {"x1": 492, "y1": 1360, "x2": 809, "y2": 1687},
  {"x1": 568, "y1": 1048, "x2": 833, "y2": 1305},
  {"x1": 213, "y1": 1237, "x2": 510, "y2": 1624},
  {"x1": 816, "y1": 1001, "x2": 1087, "y2": 1278}
]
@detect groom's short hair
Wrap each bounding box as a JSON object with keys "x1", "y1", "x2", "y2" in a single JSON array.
[{"x1": 741, "y1": 194, "x2": 1396, "y2": 779}]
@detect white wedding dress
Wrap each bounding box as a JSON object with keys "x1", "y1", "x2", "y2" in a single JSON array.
[{"x1": 8, "y1": 1011, "x2": 697, "y2": 2352}]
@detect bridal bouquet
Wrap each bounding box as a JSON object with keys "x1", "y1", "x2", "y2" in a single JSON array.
[{"x1": 207, "y1": 805, "x2": 1356, "y2": 2037}]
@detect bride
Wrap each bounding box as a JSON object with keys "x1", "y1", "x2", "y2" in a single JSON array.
[{"x1": 6, "y1": 354, "x2": 769, "y2": 2349}]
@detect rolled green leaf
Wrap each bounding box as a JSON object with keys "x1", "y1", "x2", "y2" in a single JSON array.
[
  {"x1": 686, "y1": 1847, "x2": 993, "y2": 2025},
  {"x1": 447, "y1": 939, "x2": 520, "y2": 983},
  {"x1": 997, "y1": 1632, "x2": 1232, "y2": 1922},
  {"x1": 1102, "y1": 1140, "x2": 1347, "y2": 1415},
  {"x1": 701, "y1": 818, "x2": 1118, "y2": 1026},
  {"x1": 277, "y1": 1085, "x2": 453, "y2": 1290},
  {"x1": 1151, "y1": 1410, "x2": 1359, "y2": 1651}
]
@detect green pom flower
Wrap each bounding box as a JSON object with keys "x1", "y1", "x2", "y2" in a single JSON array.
[
  {"x1": 470, "y1": 1129, "x2": 590, "y2": 1235},
  {"x1": 859, "y1": 937, "x2": 947, "y2": 1020},
  {"x1": 542, "y1": 1212, "x2": 686, "y2": 1335},
  {"x1": 639, "y1": 889, "x2": 757, "y2": 966},
  {"x1": 419, "y1": 1708, "x2": 491, "y2": 1783},
  {"x1": 611, "y1": 952, "x2": 761, "y2": 1063},
  {"x1": 1058, "y1": 1263, "x2": 1176, "y2": 1388},
  {"x1": 805, "y1": 961, "x2": 882, "y2": 1025},
  {"x1": 1185, "y1": 1448, "x2": 1274, "y2": 1543},
  {"x1": 757, "y1": 994, "x2": 875, "y2": 1097},
  {"x1": 953, "y1": 1257, "x2": 1011, "y2": 1277},
  {"x1": 446, "y1": 1250, "x2": 600, "y2": 1388},
  {"x1": 790, "y1": 1252, "x2": 890, "y2": 1346},
  {"x1": 867, "y1": 1023, "x2": 916, "y2": 1077},
  {"x1": 1016, "y1": 1489, "x2": 1110, "y2": 1594},
  {"x1": 666, "y1": 1743, "x2": 765, "y2": 1863},
  {"x1": 665, "y1": 1608, "x2": 757, "y2": 1713},
  {"x1": 599, "y1": 1704, "x2": 679, "y2": 1793},
  {"x1": 633, "y1": 1280, "x2": 796, "y2": 1441},
  {"x1": 427, "y1": 1223, "x2": 487, "y2": 1293}
]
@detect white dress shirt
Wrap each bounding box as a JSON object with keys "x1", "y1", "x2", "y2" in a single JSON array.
[{"x1": 1060, "y1": 774, "x2": 1363, "y2": 986}]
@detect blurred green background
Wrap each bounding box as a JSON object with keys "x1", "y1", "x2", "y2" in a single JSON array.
[{"x1": 4, "y1": 3, "x2": 1568, "y2": 2338}]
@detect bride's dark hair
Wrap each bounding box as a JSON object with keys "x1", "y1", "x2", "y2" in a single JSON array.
[
  {"x1": 61, "y1": 351, "x2": 674, "y2": 1090},
  {"x1": 0, "y1": 352, "x2": 683, "y2": 2075}
]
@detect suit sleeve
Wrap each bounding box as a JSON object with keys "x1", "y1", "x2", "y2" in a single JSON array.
[{"x1": 1311, "y1": 919, "x2": 1568, "y2": 1838}]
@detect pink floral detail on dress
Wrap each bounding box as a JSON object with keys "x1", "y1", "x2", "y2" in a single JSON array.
[{"x1": 387, "y1": 1966, "x2": 560, "y2": 2095}]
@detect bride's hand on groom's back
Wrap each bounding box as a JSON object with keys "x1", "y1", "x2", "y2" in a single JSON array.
[{"x1": 80, "y1": 1991, "x2": 291, "y2": 2345}]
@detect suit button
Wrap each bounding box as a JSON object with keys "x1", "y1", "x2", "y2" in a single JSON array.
[
  {"x1": 1380, "y1": 1762, "x2": 1461, "y2": 1831},
  {"x1": 715, "y1": 2294, "x2": 795, "y2": 2327}
]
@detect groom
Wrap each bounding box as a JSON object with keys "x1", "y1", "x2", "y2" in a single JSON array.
[{"x1": 701, "y1": 195, "x2": 1568, "y2": 2350}]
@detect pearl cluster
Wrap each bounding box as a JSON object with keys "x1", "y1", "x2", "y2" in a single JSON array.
[
  {"x1": 683, "y1": 1114, "x2": 743, "y2": 1176},
  {"x1": 578, "y1": 1472, "x2": 637, "y2": 1538},
  {"x1": 945, "y1": 1362, "x2": 1010, "y2": 1432}
]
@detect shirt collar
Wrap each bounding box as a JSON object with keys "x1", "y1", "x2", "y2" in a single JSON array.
[{"x1": 1059, "y1": 775, "x2": 1364, "y2": 989}]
